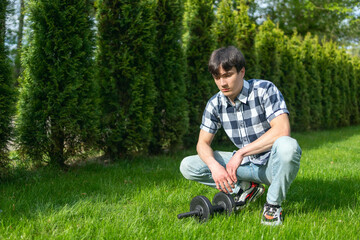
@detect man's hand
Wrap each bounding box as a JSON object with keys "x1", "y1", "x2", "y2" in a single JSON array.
[
  {"x1": 196, "y1": 129, "x2": 235, "y2": 194},
  {"x1": 209, "y1": 164, "x2": 235, "y2": 194},
  {"x1": 226, "y1": 151, "x2": 243, "y2": 182}
]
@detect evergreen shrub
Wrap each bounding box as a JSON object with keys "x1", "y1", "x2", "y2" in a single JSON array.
[
  {"x1": 0, "y1": 0, "x2": 16, "y2": 173},
  {"x1": 151, "y1": 0, "x2": 189, "y2": 152},
  {"x1": 17, "y1": 0, "x2": 98, "y2": 167},
  {"x1": 96, "y1": 0, "x2": 157, "y2": 159},
  {"x1": 183, "y1": 0, "x2": 216, "y2": 145}
]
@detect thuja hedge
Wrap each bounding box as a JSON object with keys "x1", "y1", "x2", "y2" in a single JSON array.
[
  {"x1": 0, "y1": 0, "x2": 16, "y2": 173},
  {"x1": 182, "y1": 0, "x2": 216, "y2": 146},
  {"x1": 17, "y1": 0, "x2": 98, "y2": 167},
  {"x1": 7, "y1": 0, "x2": 360, "y2": 165},
  {"x1": 254, "y1": 20, "x2": 360, "y2": 131},
  {"x1": 96, "y1": 0, "x2": 157, "y2": 159},
  {"x1": 151, "y1": 0, "x2": 189, "y2": 153}
]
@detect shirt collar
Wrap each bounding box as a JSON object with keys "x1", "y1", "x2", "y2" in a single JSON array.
[
  {"x1": 238, "y1": 80, "x2": 249, "y2": 104},
  {"x1": 220, "y1": 80, "x2": 249, "y2": 106}
]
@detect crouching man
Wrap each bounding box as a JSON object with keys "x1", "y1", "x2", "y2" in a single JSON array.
[{"x1": 180, "y1": 46, "x2": 302, "y2": 226}]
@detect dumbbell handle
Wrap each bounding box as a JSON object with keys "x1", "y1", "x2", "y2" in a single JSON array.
[
  {"x1": 177, "y1": 205, "x2": 224, "y2": 219},
  {"x1": 177, "y1": 210, "x2": 200, "y2": 219},
  {"x1": 212, "y1": 204, "x2": 226, "y2": 212}
]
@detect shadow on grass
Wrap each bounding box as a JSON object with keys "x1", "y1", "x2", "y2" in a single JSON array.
[
  {"x1": 0, "y1": 155, "x2": 187, "y2": 221},
  {"x1": 285, "y1": 177, "x2": 359, "y2": 213}
]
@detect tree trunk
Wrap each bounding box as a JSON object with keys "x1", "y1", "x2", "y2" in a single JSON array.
[
  {"x1": 14, "y1": 0, "x2": 24, "y2": 79},
  {"x1": 49, "y1": 128, "x2": 67, "y2": 169}
]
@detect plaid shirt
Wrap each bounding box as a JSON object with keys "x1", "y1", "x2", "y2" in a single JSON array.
[{"x1": 200, "y1": 79, "x2": 289, "y2": 165}]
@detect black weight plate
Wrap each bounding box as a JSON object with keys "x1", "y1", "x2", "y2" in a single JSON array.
[
  {"x1": 212, "y1": 192, "x2": 235, "y2": 216},
  {"x1": 190, "y1": 196, "x2": 213, "y2": 222}
]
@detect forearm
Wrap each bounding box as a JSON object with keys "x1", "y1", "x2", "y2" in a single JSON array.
[
  {"x1": 237, "y1": 114, "x2": 290, "y2": 158},
  {"x1": 197, "y1": 130, "x2": 235, "y2": 193},
  {"x1": 196, "y1": 141, "x2": 222, "y2": 171}
]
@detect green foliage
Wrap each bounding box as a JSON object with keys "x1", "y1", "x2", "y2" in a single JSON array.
[
  {"x1": 335, "y1": 49, "x2": 351, "y2": 127},
  {"x1": 17, "y1": 0, "x2": 99, "y2": 167},
  {"x1": 254, "y1": 20, "x2": 360, "y2": 131},
  {"x1": 183, "y1": 0, "x2": 216, "y2": 145},
  {"x1": 6, "y1": 0, "x2": 360, "y2": 166},
  {"x1": 233, "y1": 0, "x2": 257, "y2": 79},
  {"x1": 299, "y1": 34, "x2": 322, "y2": 130},
  {"x1": 212, "y1": 0, "x2": 257, "y2": 79},
  {"x1": 0, "y1": 0, "x2": 16, "y2": 175},
  {"x1": 323, "y1": 41, "x2": 343, "y2": 128},
  {"x1": 276, "y1": 36, "x2": 297, "y2": 128},
  {"x1": 96, "y1": 0, "x2": 157, "y2": 159},
  {"x1": 151, "y1": 0, "x2": 189, "y2": 152},
  {"x1": 350, "y1": 58, "x2": 360, "y2": 124},
  {"x1": 213, "y1": 0, "x2": 238, "y2": 47},
  {"x1": 289, "y1": 34, "x2": 310, "y2": 131},
  {"x1": 317, "y1": 41, "x2": 334, "y2": 129},
  {"x1": 253, "y1": 0, "x2": 360, "y2": 46},
  {"x1": 254, "y1": 20, "x2": 283, "y2": 87}
]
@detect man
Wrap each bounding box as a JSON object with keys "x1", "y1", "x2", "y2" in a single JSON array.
[{"x1": 180, "y1": 46, "x2": 302, "y2": 226}]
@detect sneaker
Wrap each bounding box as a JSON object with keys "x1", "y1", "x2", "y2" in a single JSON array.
[
  {"x1": 261, "y1": 202, "x2": 283, "y2": 226},
  {"x1": 234, "y1": 181, "x2": 265, "y2": 210}
]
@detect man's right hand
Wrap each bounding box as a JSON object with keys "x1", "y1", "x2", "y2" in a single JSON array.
[
  {"x1": 209, "y1": 164, "x2": 235, "y2": 194},
  {"x1": 196, "y1": 130, "x2": 235, "y2": 194}
]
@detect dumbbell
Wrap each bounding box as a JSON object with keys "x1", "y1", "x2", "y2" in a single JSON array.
[
  {"x1": 212, "y1": 191, "x2": 246, "y2": 216},
  {"x1": 177, "y1": 192, "x2": 244, "y2": 222},
  {"x1": 177, "y1": 195, "x2": 226, "y2": 222}
]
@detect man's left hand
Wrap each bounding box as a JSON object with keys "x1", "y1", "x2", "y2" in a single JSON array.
[{"x1": 226, "y1": 151, "x2": 243, "y2": 182}]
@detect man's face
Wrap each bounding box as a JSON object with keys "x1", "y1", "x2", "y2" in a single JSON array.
[{"x1": 213, "y1": 66, "x2": 245, "y2": 103}]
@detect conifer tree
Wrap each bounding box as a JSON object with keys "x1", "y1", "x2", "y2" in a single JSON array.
[
  {"x1": 335, "y1": 49, "x2": 351, "y2": 127},
  {"x1": 183, "y1": 0, "x2": 216, "y2": 145},
  {"x1": 289, "y1": 34, "x2": 310, "y2": 131},
  {"x1": 324, "y1": 41, "x2": 343, "y2": 128},
  {"x1": 213, "y1": 0, "x2": 237, "y2": 47},
  {"x1": 355, "y1": 59, "x2": 360, "y2": 120},
  {"x1": 17, "y1": 0, "x2": 98, "y2": 167},
  {"x1": 213, "y1": 0, "x2": 257, "y2": 79},
  {"x1": 277, "y1": 36, "x2": 297, "y2": 127},
  {"x1": 300, "y1": 34, "x2": 322, "y2": 130},
  {"x1": 254, "y1": 20, "x2": 283, "y2": 87},
  {"x1": 349, "y1": 57, "x2": 360, "y2": 124},
  {"x1": 234, "y1": 0, "x2": 257, "y2": 79},
  {"x1": 96, "y1": 0, "x2": 156, "y2": 158},
  {"x1": 0, "y1": 0, "x2": 15, "y2": 173},
  {"x1": 151, "y1": 0, "x2": 188, "y2": 152},
  {"x1": 318, "y1": 41, "x2": 334, "y2": 128}
]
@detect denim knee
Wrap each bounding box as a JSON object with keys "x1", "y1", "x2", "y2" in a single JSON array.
[
  {"x1": 179, "y1": 156, "x2": 195, "y2": 180},
  {"x1": 272, "y1": 136, "x2": 302, "y2": 165}
]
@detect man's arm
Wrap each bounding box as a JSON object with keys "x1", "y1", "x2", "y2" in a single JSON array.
[
  {"x1": 197, "y1": 129, "x2": 235, "y2": 193},
  {"x1": 226, "y1": 113, "x2": 291, "y2": 182}
]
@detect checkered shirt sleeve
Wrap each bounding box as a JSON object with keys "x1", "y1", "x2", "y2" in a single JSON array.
[
  {"x1": 200, "y1": 95, "x2": 222, "y2": 134},
  {"x1": 259, "y1": 81, "x2": 288, "y2": 123}
]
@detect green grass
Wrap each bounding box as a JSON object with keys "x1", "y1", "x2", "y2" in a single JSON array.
[{"x1": 1, "y1": 126, "x2": 360, "y2": 239}]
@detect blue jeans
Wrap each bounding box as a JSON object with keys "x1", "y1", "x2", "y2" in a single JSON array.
[{"x1": 180, "y1": 136, "x2": 302, "y2": 206}]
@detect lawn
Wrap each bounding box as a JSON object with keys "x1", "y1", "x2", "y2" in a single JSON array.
[{"x1": 1, "y1": 126, "x2": 360, "y2": 239}]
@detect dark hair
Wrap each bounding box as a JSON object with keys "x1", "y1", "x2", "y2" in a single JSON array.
[{"x1": 208, "y1": 46, "x2": 246, "y2": 77}]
